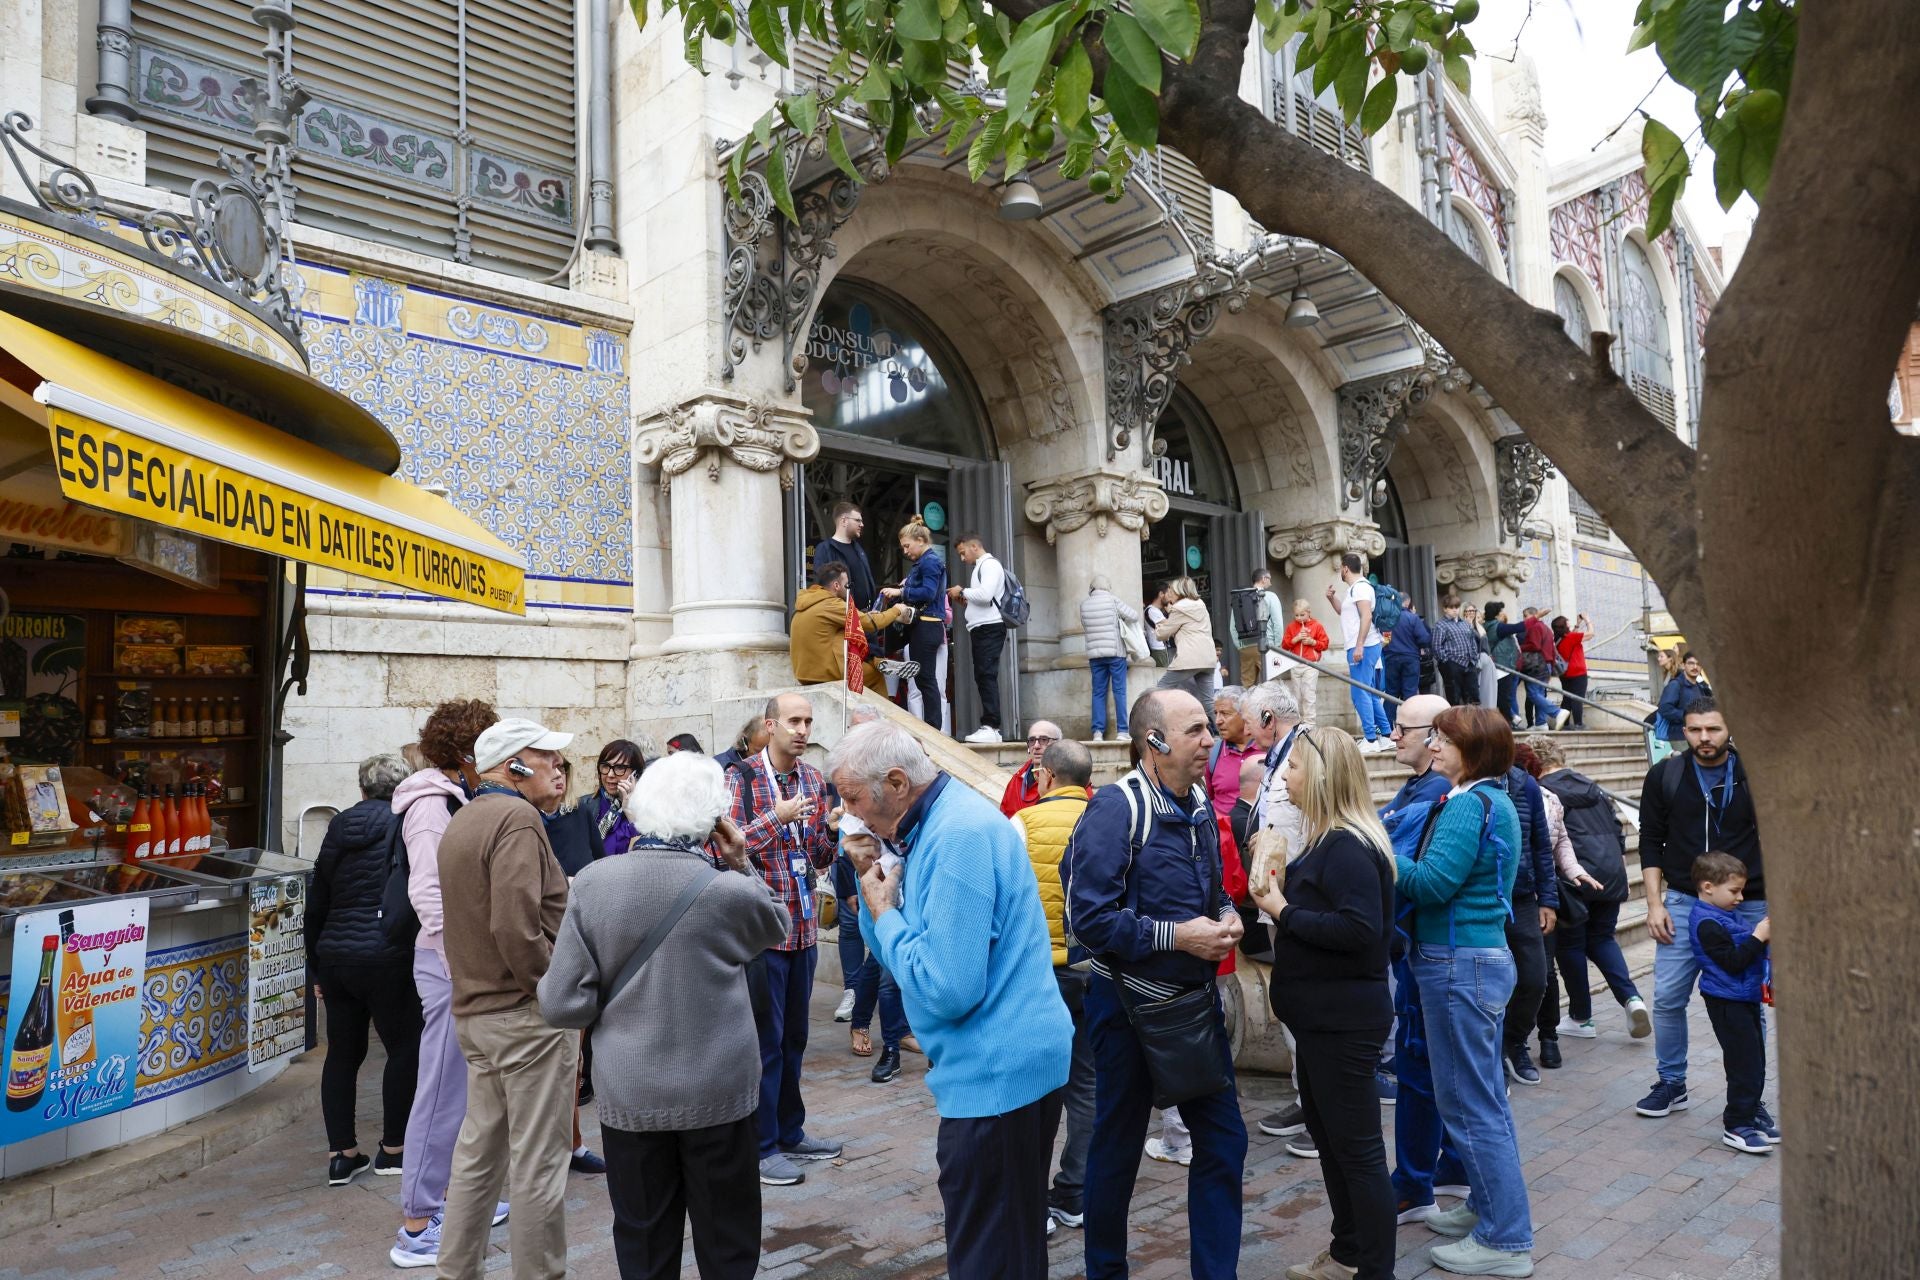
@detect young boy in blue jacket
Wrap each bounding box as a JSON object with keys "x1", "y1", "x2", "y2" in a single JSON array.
[{"x1": 1688, "y1": 851, "x2": 1778, "y2": 1155}]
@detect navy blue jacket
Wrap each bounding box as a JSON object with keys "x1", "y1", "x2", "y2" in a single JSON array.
[
  {"x1": 1657, "y1": 674, "x2": 1712, "y2": 734},
  {"x1": 1500, "y1": 768, "x2": 1557, "y2": 909},
  {"x1": 1383, "y1": 610, "x2": 1432, "y2": 661},
  {"x1": 1381, "y1": 767, "x2": 1450, "y2": 827},
  {"x1": 813, "y1": 536, "x2": 879, "y2": 610},
  {"x1": 1067, "y1": 769, "x2": 1231, "y2": 993},
  {"x1": 1691, "y1": 899, "x2": 1764, "y2": 1002},
  {"x1": 308, "y1": 798, "x2": 410, "y2": 968},
  {"x1": 900, "y1": 549, "x2": 947, "y2": 619}
]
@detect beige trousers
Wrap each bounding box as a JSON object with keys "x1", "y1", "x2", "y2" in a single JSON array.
[
  {"x1": 436, "y1": 1002, "x2": 578, "y2": 1280},
  {"x1": 1284, "y1": 664, "x2": 1320, "y2": 725}
]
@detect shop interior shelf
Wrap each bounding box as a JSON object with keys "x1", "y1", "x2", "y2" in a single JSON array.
[{"x1": 87, "y1": 736, "x2": 258, "y2": 745}]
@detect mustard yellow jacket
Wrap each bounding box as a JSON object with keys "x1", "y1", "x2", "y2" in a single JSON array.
[
  {"x1": 789, "y1": 585, "x2": 903, "y2": 685},
  {"x1": 1012, "y1": 785, "x2": 1090, "y2": 968}
]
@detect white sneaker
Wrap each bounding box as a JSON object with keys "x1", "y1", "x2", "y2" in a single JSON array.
[
  {"x1": 1143, "y1": 1137, "x2": 1193, "y2": 1166},
  {"x1": 964, "y1": 726, "x2": 1004, "y2": 744},
  {"x1": 833, "y1": 989, "x2": 856, "y2": 1022},
  {"x1": 1434, "y1": 1184, "x2": 1471, "y2": 1199},
  {"x1": 1557, "y1": 1016, "x2": 1597, "y2": 1039},
  {"x1": 1626, "y1": 996, "x2": 1653, "y2": 1039},
  {"x1": 1552, "y1": 708, "x2": 1573, "y2": 730}
]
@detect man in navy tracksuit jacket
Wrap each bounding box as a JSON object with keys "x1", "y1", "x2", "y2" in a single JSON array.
[{"x1": 1067, "y1": 689, "x2": 1247, "y2": 1280}]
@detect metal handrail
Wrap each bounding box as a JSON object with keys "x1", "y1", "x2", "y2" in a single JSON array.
[{"x1": 1488, "y1": 658, "x2": 1650, "y2": 732}]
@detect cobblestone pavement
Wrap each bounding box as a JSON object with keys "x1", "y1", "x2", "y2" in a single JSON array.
[{"x1": 9, "y1": 982, "x2": 1780, "y2": 1279}]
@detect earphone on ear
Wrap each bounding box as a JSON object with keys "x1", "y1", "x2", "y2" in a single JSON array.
[
  {"x1": 1260, "y1": 710, "x2": 1275, "y2": 727},
  {"x1": 1146, "y1": 730, "x2": 1172, "y2": 755},
  {"x1": 506, "y1": 759, "x2": 535, "y2": 778}
]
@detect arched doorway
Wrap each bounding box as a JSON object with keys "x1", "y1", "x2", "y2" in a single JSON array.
[{"x1": 787, "y1": 278, "x2": 1016, "y2": 732}]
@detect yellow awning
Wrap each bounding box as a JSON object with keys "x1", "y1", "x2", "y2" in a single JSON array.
[{"x1": 0, "y1": 311, "x2": 525, "y2": 615}]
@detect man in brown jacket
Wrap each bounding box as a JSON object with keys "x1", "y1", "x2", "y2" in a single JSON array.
[
  {"x1": 435, "y1": 717, "x2": 575, "y2": 1280},
  {"x1": 789, "y1": 560, "x2": 904, "y2": 687}
]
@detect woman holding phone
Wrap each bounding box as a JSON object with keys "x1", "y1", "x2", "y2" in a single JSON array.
[
  {"x1": 1248, "y1": 727, "x2": 1398, "y2": 1280},
  {"x1": 880, "y1": 515, "x2": 947, "y2": 731}
]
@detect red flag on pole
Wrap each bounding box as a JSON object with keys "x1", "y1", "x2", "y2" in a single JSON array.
[{"x1": 844, "y1": 594, "x2": 867, "y2": 694}]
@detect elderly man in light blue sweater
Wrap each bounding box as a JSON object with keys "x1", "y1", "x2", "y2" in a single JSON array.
[{"x1": 827, "y1": 720, "x2": 1073, "y2": 1280}]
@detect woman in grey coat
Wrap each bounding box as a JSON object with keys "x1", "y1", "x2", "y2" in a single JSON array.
[
  {"x1": 1080, "y1": 573, "x2": 1140, "y2": 740},
  {"x1": 538, "y1": 752, "x2": 789, "y2": 1280}
]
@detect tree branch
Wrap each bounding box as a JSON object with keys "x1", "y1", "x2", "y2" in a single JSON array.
[{"x1": 1155, "y1": 69, "x2": 1704, "y2": 622}]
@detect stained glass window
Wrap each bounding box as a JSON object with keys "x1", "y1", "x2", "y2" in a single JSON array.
[{"x1": 1621, "y1": 239, "x2": 1676, "y2": 429}]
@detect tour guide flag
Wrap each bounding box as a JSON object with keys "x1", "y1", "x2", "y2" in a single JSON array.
[
  {"x1": 844, "y1": 593, "x2": 867, "y2": 694},
  {"x1": 1, "y1": 897, "x2": 148, "y2": 1143}
]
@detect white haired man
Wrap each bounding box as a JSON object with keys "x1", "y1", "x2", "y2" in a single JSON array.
[
  {"x1": 828, "y1": 720, "x2": 1072, "y2": 1280},
  {"x1": 727, "y1": 692, "x2": 845, "y2": 1186},
  {"x1": 434, "y1": 718, "x2": 575, "y2": 1280}
]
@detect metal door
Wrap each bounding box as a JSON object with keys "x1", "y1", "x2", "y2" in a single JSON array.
[
  {"x1": 948, "y1": 460, "x2": 1019, "y2": 736},
  {"x1": 1377, "y1": 544, "x2": 1439, "y2": 630},
  {"x1": 1208, "y1": 509, "x2": 1269, "y2": 682}
]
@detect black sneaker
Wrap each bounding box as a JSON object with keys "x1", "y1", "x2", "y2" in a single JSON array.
[
  {"x1": 1538, "y1": 1039, "x2": 1562, "y2": 1070},
  {"x1": 1048, "y1": 1201, "x2": 1084, "y2": 1229},
  {"x1": 1504, "y1": 1044, "x2": 1541, "y2": 1086},
  {"x1": 372, "y1": 1148, "x2": 404, "y2": 1176},
  {"x1": 327, "y1": 1152, "x2": 371, "y2": 1186},
  {"x1": 1258, "y1": 1104, "x2": 1307, "y2": 1137},
  {"x1": 1634, "y1": 1078, "x2": 1691, "y2": 1117},
  {"x1": 569, "y1": 1148, "x2": 607, "y2": 1175},
  {"x1": 1284, "y1": 1134, "x2": 1319, "y2": 1159},
  {"x1": 870, "y1": 1046, "x2": 902, "y2": 1084}
]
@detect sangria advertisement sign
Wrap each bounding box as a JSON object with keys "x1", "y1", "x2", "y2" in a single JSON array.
[{"x1": 1, "y1": 897, "x2": 148, "y2": 1141}]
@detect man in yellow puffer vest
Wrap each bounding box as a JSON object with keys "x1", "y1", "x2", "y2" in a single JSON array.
[{"x1": 1010, "y1": 739, "x2": 1097, "y2": 1230}]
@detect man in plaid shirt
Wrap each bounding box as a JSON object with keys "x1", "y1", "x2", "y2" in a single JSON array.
[{"x1": 727, "y1": 691, "x2": 845, "y2": 1186}]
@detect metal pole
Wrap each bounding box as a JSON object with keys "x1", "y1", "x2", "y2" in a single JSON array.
[
  {"x1": 87, "y1": 0, "x2": 138, "y2": 122},
  {"x1": 585, "y1": 0, "x2": 620, "y2": 253},
  {"x1": 1486, "y1": 658, "x2": 1648, "y2": 731}
]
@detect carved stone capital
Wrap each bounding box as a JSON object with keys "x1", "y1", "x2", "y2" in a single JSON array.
[
  {"x1": 634, "y1": 392, "x2": 819, "y2": 492},
  {"x1": 1435, "y1": 549, "x2": 1533, "y2": 593},
  {"x1": 1265, "y1": 519, "x2": 1386, "y2": 577},
  {"x1": 1023, "y1": 470, "x2": 1170, "y2": 545}
]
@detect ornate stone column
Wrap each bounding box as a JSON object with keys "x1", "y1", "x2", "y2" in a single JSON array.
[
  {"x1": 1435, "y1": 548, "x2": 1533, "y2": 600},
  {"x1": 1266, "y1": 517, "x2": 1387, "y2": 612},
  {"x1": 634, "y1": 390, "x2": 818, "y2": 652},
  {"x1": 1025, "y1": 469, "x2": 1169, "y2": 666}
]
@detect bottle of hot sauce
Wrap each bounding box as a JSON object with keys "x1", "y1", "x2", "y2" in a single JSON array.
[
  {"x1": 127, "y1": 787, "x2": 154, "y2": 862},
  {"x1": 157, "y1": 786, "x2": 177, "y2": 858}
]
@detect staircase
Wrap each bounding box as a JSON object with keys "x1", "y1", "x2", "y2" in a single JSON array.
[{"x1": 966, "y1": 724, "x2": 1661, "y2": 971}]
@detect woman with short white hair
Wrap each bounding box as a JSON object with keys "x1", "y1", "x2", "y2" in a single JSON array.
[{"x1": 539, "y1": 752, "x2": 790, "y2": 1280}]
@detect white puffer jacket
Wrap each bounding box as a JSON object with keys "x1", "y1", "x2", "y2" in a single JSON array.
[{"x1": 1079, "y1": 588, "x2": 1140, "y2": 661}]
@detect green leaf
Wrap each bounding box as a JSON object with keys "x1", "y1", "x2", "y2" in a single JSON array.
[
  {"x1": 1359, "y1": 73, "x2": 1397, "y2": 135},
  {"x1": 856, "y1": 58, "x2": 893, "y2": 101},
  {"x1": 727, "y1": 137, "x2": 750, "y2": 202},
  {"x1": 1625, "y1": 20, "x2": 1655, "y2": 53},
  {"x1": 1653, "y1": 0, "x2": 1730, "y2": 96},
  {"x1": 1103, "y1": 59, "x2": 1159, "y2": 147},
  {"x1": 885, "y1": 100, "x2": 913, "y2": 163},
  {"x1": 1741, "y1": 0, "x2": 1795, "y2": 96},
  {"x1": 939, "y1": 0, "x2": 960, "y2": 18},
  {"x1": 1311, "y1": 2, "x2": 1332, "y2": 49},
  {"x1": 1133, "y1": 0, "x2": 1200, "y2": 59},
  {"x1": 1001, "y1": 4, "x2": 1069, "y2": 115},
  {"x1": 902, "y1": 38, "x2": 946, "y2": 84},
  {"x1": 1386, "y1": 6, "x2": 1415, "y2": 50},
  {"x1": 895, "y1": 0, "x2": 943, "y2": 42},
  {"x1": 1443, "y1": 50, "x2": 1471, "y2": 94},
  {"x1": 1739, "y1": 110, "x2": 1778, "y2": 201},
  {"x1": 1261, "y1": 1, "x2": 1308, "y2": 53},
  {"x1": 825, "y1": 117, "x2": 863, "y2": 181},
  {"x1": 967, "y1": 110, "x2": 1006, "y2": 181},
  {"x1": 1709, "y1": 118, "x2": 1745, "y2": 210},
  {"x1": 753, "y1": 110, "x2": 774, "y2": 156},
  {"x1": 1055, "y1": 40, "x2": 1093, "y2": 127},
  {"x1": 1102, "y1": 12, "x2": 1163, "y2": 94},
  {"x1": 747, "y1": 0, "x2": 790, "y2": 66},
  {"x1": 1640, "y1": 115, "x2": 1688, "y2": 190},
  {"x1": 628, "y1": 0, "x2": 649, "y2": 34},
  {"x1": 1333, "y1": 40, "x2": 1368, "y2": 123},
  {"x1": 766, "y1": 141, "x2": 798, "y2": 222},
  {"x1": 780, "y1": 92, "x2": 820, "y2": 136},
  {"x1": 1645, "y1": 175, "x2": 1679, "y2": 239},
  {"x1": 1004, "y1": 129, "x2": 1029, "y2": 178},
  {"x1": 1059, "y1": 138, "x2": 1096, "y2": 179}
]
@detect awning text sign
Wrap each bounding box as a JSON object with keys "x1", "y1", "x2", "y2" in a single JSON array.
[{"x1": 48, "y1": 413, "x2": 525, "y2": 613}]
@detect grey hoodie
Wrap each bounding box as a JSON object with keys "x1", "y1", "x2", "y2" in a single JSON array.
[{"x1": 391, "y1": 768, "x2": 468, "y2": 952}]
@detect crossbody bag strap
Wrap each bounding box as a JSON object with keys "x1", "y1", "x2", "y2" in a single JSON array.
[{"x1": 597, "y1": 866, "x2": 719, "y2": 1017}]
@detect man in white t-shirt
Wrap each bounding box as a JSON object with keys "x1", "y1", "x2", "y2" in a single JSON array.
[
  {"x1": 949, "y1": 532, "x2": 1009, "y2": 744},
  {"x1": 1325, "y1": 551, "x2": 1394, "y2": 752}
]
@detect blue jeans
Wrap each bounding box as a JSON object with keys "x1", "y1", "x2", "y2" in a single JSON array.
[
  {"x1": 1083, "y1": 976, "x2": 1246, "y2": 1279},
  {"x1": 1383, "y1": 652, "x2": 1421, "y2": 705},
  {"x1": 1653, "y1": 890, "x2": 1768, "y2": 1085},
  {"x1": 1348, "y1": 643, "x2": 1392, "y2": 740},
  {"x1": 1390, "y1": 953, "x2": 1469, "y2": 1206},
  {"x1": 754, "y1": 946, "x2": 818, "y2": 1156},
  {"x1": 1519, "y1": 673, "x2": 1559, "y2": 726},
  {"x1": 850, "y1": 953, "x2": 909, "y2": 1051},
  {"x1": 1556, "y1": 900, "x2": 1641, "y2": 1021},
  {"x1": 1412, "y1": 944, "x2": 1533, "y2": 1254},
  {"x1": 1090, "y1": 657, "x2": 1129, "y2": 736}
]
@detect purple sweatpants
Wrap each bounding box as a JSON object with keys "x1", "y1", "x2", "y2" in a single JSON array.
[{"x1": 400, "y1": 947, "x2": 467, "y2": 1219}]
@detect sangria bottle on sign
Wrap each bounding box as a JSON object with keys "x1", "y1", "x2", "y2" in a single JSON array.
[
  {"x1": 55, "y1": 910, "x2": 96, "y2": 1071},
  {"x1": 6, "y1": 935, "x2": 58, "y2": 1112}
]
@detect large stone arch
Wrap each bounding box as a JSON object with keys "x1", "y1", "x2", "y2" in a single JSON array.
[{"x1": 1393, "y1": 389, "x2": 1501, "y2": 556}]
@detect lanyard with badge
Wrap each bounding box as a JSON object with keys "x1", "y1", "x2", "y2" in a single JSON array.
[
  {"x1": 1255, "y1": 725, "x2": 1301, "y2": 826},
  {"x1": 758, "y1": 748, "x2": 816, "y2": 920},
  {"x1": 1693, "y1": 751, "x2": 1736, "y2": 846}
]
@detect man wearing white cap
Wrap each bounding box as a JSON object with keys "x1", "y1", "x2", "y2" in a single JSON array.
[{"x1": 433, "y1": 718, "x2": 576, "y2": 1280}]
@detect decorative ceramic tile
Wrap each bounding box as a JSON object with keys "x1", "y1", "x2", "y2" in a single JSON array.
[
  {"x1": 1575, "y1": 545, "x2": 1667, "y2": 673},
  {"x1": 299, "y1": 262, "x2": 632, "y2": 586},
  {"x1": 136, "y1": 934, "x2": 249, "y2": 1102}
]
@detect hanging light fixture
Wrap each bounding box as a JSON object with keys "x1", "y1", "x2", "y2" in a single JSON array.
[
  {"x1": 1285, "y1": 264, "x2": 1320, "y2": 327},
  {"x1": 998, "y1": 177, "x2": 1045, "y2": 221}
]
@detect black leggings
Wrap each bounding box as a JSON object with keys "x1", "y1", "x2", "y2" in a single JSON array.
[
  {"x1": 318, "y1": 961, "x2": 424, "y2": 1152},
  {"x1": 1502, "y1": 893, "x2": 1547, "y2": 1051},
  {"x1": 1560, "y1": 674, "x2": 1590, "y2": 727},
  {"x1": 1294, "y1": 1026, "x2": 1397, "y2": 1279},
  {"x1": 909, "y1": 619, "x2": 945, "y2": 730},
  {"x1": 1440, "y1": 661, "x2": 1478, "y2": 706}
]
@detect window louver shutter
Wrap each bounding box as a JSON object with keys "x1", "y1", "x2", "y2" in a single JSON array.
[
  {"x1": 128, "y1": 0, "x2": 577, "y2": 279},
  {"x1": 1157, "y1": 151, "x2": 1215, "y2": 248}
]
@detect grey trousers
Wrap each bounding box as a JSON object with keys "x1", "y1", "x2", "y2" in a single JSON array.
[{"x1": 1048, "y1": 968, "x2": 1097, "y2": 1210}]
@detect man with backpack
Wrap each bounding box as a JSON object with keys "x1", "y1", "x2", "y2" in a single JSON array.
[
  {"x1": 1227, "y1": 569, "x2": 1286, "y2": 686},
  {"x1": 1633, "y1": 698, "x2": 1769, "y2": 1123},
  {"x1": 950, "y1": 532, "x2": 1020, "y2": 744}
]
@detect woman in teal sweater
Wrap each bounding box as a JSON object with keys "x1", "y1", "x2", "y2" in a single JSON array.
[{"x1": 1394, "y1": 705, "x2": 1535, "y2": 1278}]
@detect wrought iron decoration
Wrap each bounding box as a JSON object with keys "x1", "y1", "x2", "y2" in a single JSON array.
[
  {"x1": 1337, "y1": 328, "x2": 1471, "y2": 509},
  {"x1": 1104, "y1": 255, "x2": 1250, "y2": 462},
  {"x1": 1494, "y1": 435, "x2": 1555, "y2": 544}
]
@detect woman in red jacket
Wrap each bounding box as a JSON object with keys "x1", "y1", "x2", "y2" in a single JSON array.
[
  {"x1": 1552, "y1": 614, "x2": 1592, "y2": 729},
  {"x1": 1281, "y1": 599, "x2": 1331, "y2": 726}
]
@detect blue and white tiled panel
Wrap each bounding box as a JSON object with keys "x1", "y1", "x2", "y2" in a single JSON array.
[
  {"x1": 1575, "y1": 547, "x2": 1666, "y2": 674},
  {"x1": 1514, "y1": 539, "x2": 1558, "y2": 617},
  {"x1": 294, "y1": 262, "x2": 634, "y2": 605}
]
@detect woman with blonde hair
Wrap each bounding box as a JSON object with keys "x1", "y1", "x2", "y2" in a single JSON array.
[
  {"x1": 1154, "y1": 576, "x2": 1219, "y2": 715},
  {"x1": 880, "y1": 515, "x2": 948, "y2": 730},
  {"x1": 1249, "y1": 727, "x2": 1398, "y2": 1280}
]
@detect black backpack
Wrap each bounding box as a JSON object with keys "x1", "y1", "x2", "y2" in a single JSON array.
[
  {"x1": 380, "y1": 794, "x2": 461, "y2": 946},
  {"x1": 1229, "y1": 588, "x2": 1264, "y2": 645}
]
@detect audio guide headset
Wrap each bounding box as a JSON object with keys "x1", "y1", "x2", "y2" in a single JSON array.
[
  {"x1": 1146, "y1": 730, "x2": 1172, "y2": 755},
  {"x1": 507, "y1": 759, "x2": 535, "y2": 778}
]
